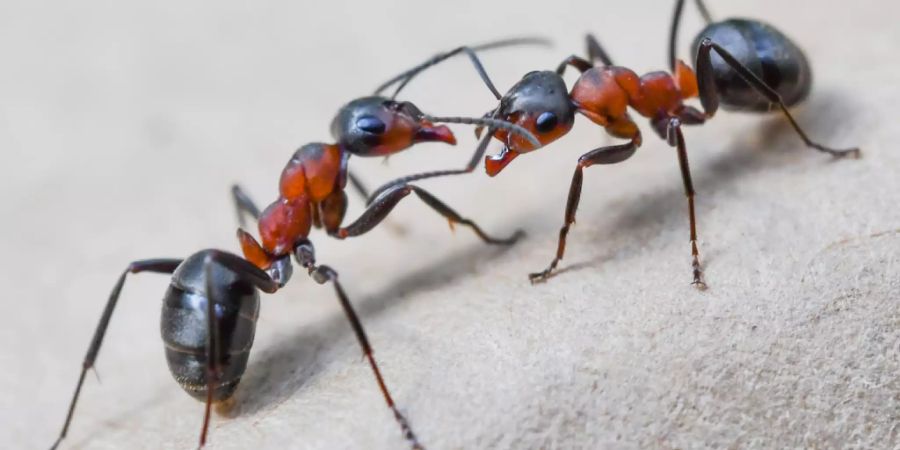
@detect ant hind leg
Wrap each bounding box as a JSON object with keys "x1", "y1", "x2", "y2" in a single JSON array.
[
  {"x1": 50, "y1": 259, "x2": 183, "y2": 450},
  {"x1": 695, "y1": 39, "x2": 860, "y2": 158}
]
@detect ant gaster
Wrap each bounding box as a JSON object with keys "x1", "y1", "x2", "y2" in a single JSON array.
[
  {"x1": 367, "y1": 0, "x2": 860, "y2": 288},
  {"x1": 49, "y1": 39, "x2": 544, "y2": 450}
]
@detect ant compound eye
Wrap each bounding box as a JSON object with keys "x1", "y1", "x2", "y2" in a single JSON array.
[
  {"x1": 535, "y1": 111, "x2": 558, "y2": 133},
  {"x1": 355, "y1": 115, "x2": 386, "y2": 134}
]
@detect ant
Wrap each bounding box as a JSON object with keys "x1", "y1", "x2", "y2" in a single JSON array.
[
  {"x1": 49, "y1": 39, "x2": 542, "y2": 450},
  {"x1": 365, "y1": 0, "x2": 860, "y2": 289}
]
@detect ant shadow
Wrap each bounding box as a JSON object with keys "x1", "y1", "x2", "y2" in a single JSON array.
[
  {"x1": 229, "y1": 90, "x2": 864, "y2": 417},
  {"x1": 235, "y1": 241, "x2": 519, "y2": 416}
]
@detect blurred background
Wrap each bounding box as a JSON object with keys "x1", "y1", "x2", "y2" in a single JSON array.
[{"x1": 1, "y1": 1, "x2": 897, "y2": 449}]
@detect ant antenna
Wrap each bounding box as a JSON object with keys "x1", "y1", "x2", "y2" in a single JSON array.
[
  {"x1": 669, "y1": 0, "x2": 715, "y2": 71},
  {"x1": 374, "y1": 36, "x2": 553, "y2": 99},
  {"x1": 425, "y1": 115, "x2": 541, "y2": 148}
]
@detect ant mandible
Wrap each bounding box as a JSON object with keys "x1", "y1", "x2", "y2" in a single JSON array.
[
  {"x1": 366, "y1": 0, "x2": 860, "y2": 289},
  {"x1": 49, "y1": 39, "x2": 543, "y2": 450}
]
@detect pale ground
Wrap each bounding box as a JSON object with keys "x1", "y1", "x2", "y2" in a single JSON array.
[{"x1": 1, "y1": 1, "x2": 898, "y2": 449}]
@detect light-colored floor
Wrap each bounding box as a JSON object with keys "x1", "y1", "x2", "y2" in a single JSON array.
[{"x1": 2, "y1": 1, "x2": 898, "y2": 449}]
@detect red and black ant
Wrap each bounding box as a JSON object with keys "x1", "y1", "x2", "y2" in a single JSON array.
[
  {"x1": 49, "y1": 40, "x2": 543, "y2": 450},
  {"x1": 367, "y1": 0, "x2": 860, "y2": 289}
]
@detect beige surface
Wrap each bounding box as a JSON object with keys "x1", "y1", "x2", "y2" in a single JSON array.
[{"x1": 2, "y1": 1, "x2": 898, "y2": 449}]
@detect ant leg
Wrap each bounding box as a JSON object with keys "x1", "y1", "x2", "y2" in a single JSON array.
[
  {"x1": 320, "y1": 266, "x2": 423, "y2": 449},
  {"x1": 555, "y1": 55, "x2": 593, "y2": 76},
  {"x1": 374, "y1": 37, "x2": 551, "y2": 99},
  {"x1": 292, "y1": 242, "x2": 422, "y2": 449},
  {"x1": 666, "y1": 118, "x2": 707, "y2": 289},
  {"x1": 336, "y1": 183, "x2": 522, "y2": 245},
  {"x1": 585, "y1": 34, "x2": 614, "y2": 66},
  {"x1": 50, "y1": 259, "x2": 183, "y2": 450},
  {"x1": 668, "y1": 0, "x2": 714, "y2": 71},
  {"x1": 529, "y1": 141, "x2": 639, "y2": 284},
  {"x1": 196, "y1": 251, "x2": 278, "y2": 447},
  {"x1": 231, "y1": 185, "x2": 261, "y2": 228},
  {"x1": 347, "y1": 171, "x2": 371, "y2": 200},
  {"x1": 695, "y1": 39, "x2": 860, "y2": 158},
  {"x1": 346, "y1": 171, "x2": 410, "y2": 237},
  {"x1": 199, "y1": 255, "x2": 221, "y2": 448},
  {"x1": 366, "y1": 131, "x2": 494, "y2": 205}
]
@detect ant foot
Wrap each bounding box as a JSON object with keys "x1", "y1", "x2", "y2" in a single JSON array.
[
  {"x1": 528, "y1": 269, "x2": 553, "y2": 284},
  {"x1": 391, "y1": 407, "x2": 424, "y2": 450},
  {"x1": 504, "y1": 229, "x2": 527, "y2": 245},
  {"x1": 483, "y1": 229, "x2": 526, "y2": 246},
  {"x1": 691, "y1": 267, "x2": 707, "y2": 291},
  {"x1": 821, "y1": 145, "x2": 861, "y2": 159},
  {"x1": 840, "y1": 147, "x2": 862, "y2": 159}
]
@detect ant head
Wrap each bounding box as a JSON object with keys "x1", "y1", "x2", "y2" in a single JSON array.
[
  {"x1": 331, "y1": 96, "x2": 457, "y2": 157},
  {"x1": 490, "y1": 71, "x2": 575, "y2": 153}
]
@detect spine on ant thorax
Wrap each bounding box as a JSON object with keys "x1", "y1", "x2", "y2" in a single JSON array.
[{"x1": 253, "y1": 143, "x2": 348, "y2": 259}]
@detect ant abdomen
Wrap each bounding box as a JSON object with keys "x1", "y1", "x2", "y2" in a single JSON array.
[
  {"x1": 161, "y1": 251, "x2": 260, "y2": 401},
  {"x1": 692, "y1": 18, "x2": 812, "y2": 111}
]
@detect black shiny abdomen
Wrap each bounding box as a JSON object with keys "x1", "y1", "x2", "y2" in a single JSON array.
[
  {"x1": 691, "y1": 19, "x2": 812, "y2": 111},
  {"x1": 160, "y1": 250, "x2": 260, "y2": 402}
]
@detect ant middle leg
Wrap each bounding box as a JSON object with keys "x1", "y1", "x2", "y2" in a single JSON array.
[
  {"x1": 50, "y1": 259, "x2": 183, "y2": 450},
  {"x1": 528, "y1": 140, "x2": 639, "y2": 284},
  {"x1": 335, "y1": 183, "x2": 522, "y2": 245},
  {"x1": 695, "y1": 39, "x2": 860, "y2": 158}
]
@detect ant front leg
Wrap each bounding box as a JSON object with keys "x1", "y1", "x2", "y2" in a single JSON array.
[
  {"x1": 50, "y1": 259, "x2": 183, "y2": 450},
  {"x1": 664, "y1": 117, "x2": 707, "y2": 289},
  {"x1": 529, "y1": 140, "x2": 639, "y2": 284},
  {"x1": 695, "y1": 39, "x2": 860, "y2": 158},
  {"x1": 336, "y1": 184, "x2": 522, "y2": 245}
]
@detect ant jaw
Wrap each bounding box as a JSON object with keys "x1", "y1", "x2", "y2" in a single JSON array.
[
  {"x1": 485, "y1": 146, "x2": 519, "y2": 177},
  {"x1": 413, "y1": 123, "x2": 456, "y2": 146}
]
